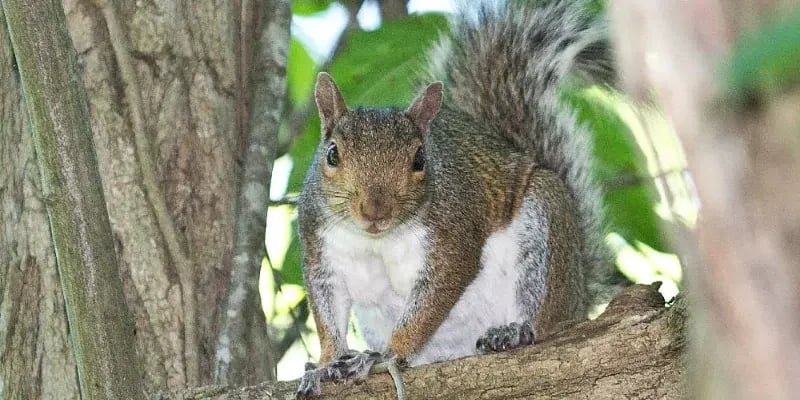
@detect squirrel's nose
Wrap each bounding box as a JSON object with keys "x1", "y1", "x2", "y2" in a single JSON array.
[{"x1": 359, "y1": 198, "x2": 389, "y2": 222}]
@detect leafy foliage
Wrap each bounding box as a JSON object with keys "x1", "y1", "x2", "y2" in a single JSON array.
[
  {"x1": 287, "y1": 38, "x2": 316, "y2": 105},
  {"x1": 565, "y1": 88, "x2": 666, "y2": 252}
]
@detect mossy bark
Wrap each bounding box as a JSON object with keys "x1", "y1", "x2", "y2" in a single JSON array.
[{"x1": 1, "y1": 0, "x2": 146, "y2": 398}]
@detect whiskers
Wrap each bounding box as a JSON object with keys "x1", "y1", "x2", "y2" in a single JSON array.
[
  {"x1": 315, "y1": 186, "x2": 428, "y2": 237},
  {"x1": 317, "y1": 187, "x2": 354, "y2": 236},
  {"x1": 320, "y1": 187, "x2": 353, "y2": 203}
]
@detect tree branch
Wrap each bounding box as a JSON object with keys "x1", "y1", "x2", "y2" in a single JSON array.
[
  {"x1": 379, "y1": 0, "x2": 409, "y2": 21},
  {"x1": 214, "y1": 0, "x2": 291, "y2": 386},
  {"x1": 173, "y1": 284, "x2": 684, "y2": 399}
]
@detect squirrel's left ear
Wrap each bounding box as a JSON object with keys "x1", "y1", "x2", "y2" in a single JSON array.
[{"x1": 406, "y1": 82, "x2": 443, "y2": 137}]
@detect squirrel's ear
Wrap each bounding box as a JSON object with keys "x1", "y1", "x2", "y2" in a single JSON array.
[
  {"x1": 315, "y1": 72, "x2": 347, "y2": 139},
  {"x1": 406, "y1": 82, "x2": 443, "y2": 137}
]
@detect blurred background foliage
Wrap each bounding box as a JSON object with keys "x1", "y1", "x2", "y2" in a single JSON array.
[{"x1": 264, "y1": 0, "x2": 693, "y2": 380}]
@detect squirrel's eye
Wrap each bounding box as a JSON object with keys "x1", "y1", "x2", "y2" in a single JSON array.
[
  {"x1": 326, "y1": 143, "x2": 339, "y2": 167},
  {"x1": 413, "y1": 146, "x2": 425, "y2": 172}
]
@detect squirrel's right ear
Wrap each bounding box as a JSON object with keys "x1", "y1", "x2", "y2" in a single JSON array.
[
  {"x1": 315, "y1": 72, "x2": 347, "y2": 139},
  {"x1": 406, "y1": 82, "x2": 443, "y2": 137}
]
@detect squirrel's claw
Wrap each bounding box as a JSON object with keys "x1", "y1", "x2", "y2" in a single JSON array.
[
  {"x1": 296, "y1": 350, "x2": 384, "y2": 398},
  {"x1": 329, "y1": 349, "x2": 381, "y2": 381},
  {"x1": 476, "y1": 321, "x2": 535, "y2": 353}
]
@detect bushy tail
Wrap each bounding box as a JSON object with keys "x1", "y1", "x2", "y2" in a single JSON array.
[{"x1": 426, "y1": 0, "x2": 617, "y2": 304}]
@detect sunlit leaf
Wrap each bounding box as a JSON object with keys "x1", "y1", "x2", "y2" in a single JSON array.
[
  {"x1": 292, "y1": 0, "x2": 334, "y2": 16},
  {"x1": 564, "y1": 87, "x2": 667, "y2": 253}
]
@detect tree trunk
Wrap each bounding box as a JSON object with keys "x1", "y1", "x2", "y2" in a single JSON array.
[
  {"x1": 170, "y1": 284, "x2": 686, "y2": 399},
  {"x1": 1, "y1": 0, "x2": 146, "y2": 397},
  {"x1": 609, "y1": 1, "x2": 800, "y2": 399},
  {"x1": 1, "y1": 0, "x2": 286, "y2": 396},
  {"x1": 0, "y1": 5, "x2": 81, "y2": 399}
]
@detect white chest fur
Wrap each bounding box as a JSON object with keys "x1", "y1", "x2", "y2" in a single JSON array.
[
  {"x1": 321, "y1": 222, "x2": 428, "y2": 302},
  {"x1": 320, "y1": 213, "x2": 527, "y2": 365}
]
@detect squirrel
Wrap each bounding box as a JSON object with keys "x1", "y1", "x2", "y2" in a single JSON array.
[{"x1": 296, "y1": 0, "x2": 616, "y2": 396}]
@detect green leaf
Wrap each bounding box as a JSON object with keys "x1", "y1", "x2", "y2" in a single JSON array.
[
  {"x1": 284, "y1": 38, "x2": 318, "y2": 194},
  {"x1": 564, "y1": 87, "x2": 667, "y2": 253},
  {"x1": 328, "y1": 13, "x2": 448, "y2": 105},
  {"x1": 287, "y1": 38, "x2": 316, "y2": 106},
  {"x1": 278, "y1": 224, "x2": 304, "y2": 287},
  {"x1": 292, "y1": 0, "x2": 334, "y2": 16},
  {"x1": 728, "y1": 9, "x2": 800, "y2": 95},
  {"x1": 286, "y1": 13, "x2": 448, "y2": 193}
]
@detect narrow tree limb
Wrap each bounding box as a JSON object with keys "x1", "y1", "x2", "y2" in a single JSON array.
[
  {"x1": 1, "y1": 0, "x2": 146, "y2": 398},
  {"x1": 214, "y1": 0, "x2": 291, "y2": 386},
  {"x1": 269, "y1": 195, "x2": 299, "y2": 206},
  {"x1": 93, "y1": 0, "x2": 200, "y2": 385},
  {"x1": 272, "y1": 297, "x2": 311, "y2": 362},
  {"x1": 379, "y1": 0, "x2": 409, "y2": 21},
  {"x1": 174, "y1": 284, "x2": 685, "y2": 399}
]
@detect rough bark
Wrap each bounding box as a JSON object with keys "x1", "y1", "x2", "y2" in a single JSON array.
[
  {"x1": 609, "y1": 1, "x2": 800, "y2": 399},
  {"x1": 1, "y1": 0, "x2": 286, "y2": 396},
  {"x1": 0, "y1": 0, "x2": 146, "y2": 398},
  {"x1": 0, "y1": 6, "x2": 80, "y2": 399},
  {"x1": 214, "y1": 0, "x2": 290, "y2": 386},
  {"x1": 168, "y1": 284, "x2": 685, "y2": 400}
]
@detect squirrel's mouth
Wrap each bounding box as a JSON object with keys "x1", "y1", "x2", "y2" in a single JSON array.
[
  {"x1": 359, "y1": 218, "x2": 395, "y2": 235},
  {"x1": 365, "y1": 223, "x2": 388, "y2": 235}
]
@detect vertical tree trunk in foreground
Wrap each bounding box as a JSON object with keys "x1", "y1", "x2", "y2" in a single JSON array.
[
  {"x1": 1, "y1": 0, "x2": 288, "y2": 397},
  {"x1": 1, "y1": 0, "x2": 145, "y2": 398},
  {"x1": 610, "y1": 1, "x2": 800, "y2": 399}
]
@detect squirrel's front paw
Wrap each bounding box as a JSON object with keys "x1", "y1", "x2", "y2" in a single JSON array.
[
  {"x1": 296, "y1": 350, "x2": 383, "y2": 398},
  {"x1": 297, "y1": 367, "x2": 324, "y2": 398},
  {"x1": 476, "y1": 321, "x2": 535, "y2": 353}
]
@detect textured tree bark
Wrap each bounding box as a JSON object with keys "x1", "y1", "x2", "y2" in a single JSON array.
[
  {"x1": 0, "y1": 0, "x2": 286, "y2": 397},
  {"x1": 169, "y1": 284, "x2": 685, "y2": 400},
  {"x1": 609, "y1": 1, "x2": 800, "y2": 399},
  {"x1": 0, "y1": 7, "x2": 80, "y2": 398},
  {"x1": 0, "y1": 0, "x2": 146, "y2": 398}
]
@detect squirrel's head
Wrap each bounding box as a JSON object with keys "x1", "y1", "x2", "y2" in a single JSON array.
[{"x1": 313, "y1": 72, "x2": 442, "y2": 235}]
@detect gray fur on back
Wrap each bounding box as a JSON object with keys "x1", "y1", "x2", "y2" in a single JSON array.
[{"x1": 425, "y1": 0, "x2": 614, "y2": 303}]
